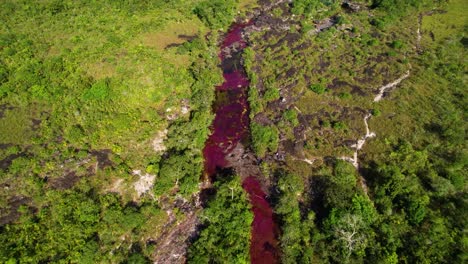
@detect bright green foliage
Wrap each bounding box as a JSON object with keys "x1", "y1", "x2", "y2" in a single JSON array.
[
  {"x1": 338, "y1": 92, "x2": 352, "y2": 99},
  {"x1": 332, "y1": 121, "x2": 347, "y2": 131},
  {"x1": 309, "y1": 83, "x2": 326, "y2": 94},
  {"x1": 0, "y1": 191, "x2": 155, "y2": 263},
  {"x1": 390, "y1": 40, "x2": 404, "y2": 49},
  {"x1": 263, "y1": 78, "x2": 280, "y2": 102},
  {"x1": 194, "y1": 0, "x2": 239, "y2": 29},
  {"x1": 323, "y1": 161, "x2": 359, "y2": 210},
  {"x1": 363, "y1": 139, "x2": 464, "y2": 263},
  {"x1": 351, "y1": 194, "x2": 377, "y2": 224},
  {"x1": 371, "y1": 108, "x2": 381, "y2": 116},
  {"x1": 0, "y1": 0, "x2": 466, "y2": 263},
  {"x1": 82, "y1": 79, "x2": 112, "y2": 101},
  {"x1": 292, "y1": 0, "x2": 322, "y2": 17},
  {"x1": 251, "y1": 122, "x2": 279, "y2": 157},
  {"x1": 248, "y1": 84, "x2": 264, "y2": 117},
  {"x1": 372, "y1": 0, "x2": 426, "y2": 17},
  {"x1": 188, "y1": 176, "x2": 252, "y2": 263},
  {"x1": 264, "y1": 85, "x2": 280, "y2": 102},
  {"x1": 243, "y1": 47, "x2": 255, "y2": 75},
  {"x1": 274, "y1": 170, "x2": 315, "y2": 263},
  {"x1": 283, "y1": 109, "x2": 300, "y2": 127}
]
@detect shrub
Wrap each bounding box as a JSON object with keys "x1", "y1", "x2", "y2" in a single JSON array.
[
  {"x1": 283, "y1": 109, "x2": 299, "y2": 127},
  {"x1": 371, "y1": 108, "x2": 382, "y2": 116},
  {"x1": 335, "y1": 15, "x2": 345, "y2": 25},
  {"x1": 321, "y1": 120, "x2": 331, "y2": 128},
  {"x1": 332, "y1": 121, "x2": 347, "y2": 130},
  {"x1": 82, "y1": 79, "x2": 111, "y2": 101},
  {"x1": 390, "y1": 40, "x2": 404, "y2": 49},
  {"x1": 368, "y1": 38, "x2": 380, "y2": 46},
  {"x1": 248, "y1": 85, "x2": 263, "y2": 117},
  {"x1": 309, "y1": 83, "x2": 326, "y2": 94},
  {"x1": 193, "y1": 0, "x2": 237, "y2": 29},
  {"x1": 370, "y1": 18, "x2": 387, "y2": 29},
  {"x1": 338, "y1": 92, "x2": 352, "y2": 99},
  {"x1": 251, "y1": 122, "x2": 279, "y2": 157},
  {"x1": 292, "y1": 0, "x2": 321, "y2": 17},
  {"x1": 387, "y1": 50, "x2": 397, "y2": 57},
  {"x1": 188, "y1": 176, "x2": 252, "y2": 263},
  {"x1": 264, "y1": 86, "x2": 280, "y2": 102}
]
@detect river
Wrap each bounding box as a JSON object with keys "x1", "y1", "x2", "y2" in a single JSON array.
[{"x1": 202, "y1": 22, "x2": 279, "y2": 264}]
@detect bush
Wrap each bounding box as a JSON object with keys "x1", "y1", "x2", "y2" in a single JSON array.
[
  {"x1": 335, "y1": 15, "x2": 345, "y2": 25},
  {"x1": 283, "y1": 109, "x2": 299, "y2": 127},
  {"x1": 292, "y1": 0, "x2": 321, "y2": 17},
  {"x1": 193, "y1": 0, "x2": 237, "y2": 29},
  {"x1": 332, "y1": 121, "x2": 347, "y2": 130},
  {"x1": 390, "y1": 40, "x2": 404, "y2": 49},
  {"x1": 309, "y1": 83, "x2": 326, "y2": 94},
  {"x1": 251, "y1": 122, "x2": 279, "y2": 157},
  {"x1": 264, "y1": 85, "x2": 280, "y2": 102},
  {"x1": 338, "y1": 92, "x2": 352, "y2": 99},
  {"x1": 188, "y1": 176, "x2": 252, "y2": 263},
  {"x1": 371, "y1": 0, "x2": 424, "y2": 19},
  {"x1": 321, "y1": 120, "x2": 331, "y2": 128},
  {"x1": 82, "y1": 79, "x2": 111, "y2": 101},
  {"x1": 387, "y1": 50, "x2": 397, "y2": 57},
  {"x1": 371, "y1": 108, "x2": 382, "y2": 116},
  {"x1": 248, "y1": 85, "x2": 263, "y2": 117},
  {"x1": 370, "y1": 18, "x2": 387, "y2": 29}
]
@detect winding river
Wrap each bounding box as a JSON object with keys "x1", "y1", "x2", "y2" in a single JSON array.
[{"x1": 202, "y1": 22, "x2": 279, "y2": 263}]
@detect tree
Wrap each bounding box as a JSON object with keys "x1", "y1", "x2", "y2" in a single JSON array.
[
  {"x1": 251, "y1": 122, "x2": 279, "y2": 157},
  {"x1": 188, "y1": 176, "x2": 253, "y2": 263},
  {"x1": 334, "y1": 214, "x2": 367, "y2": 260},
  {"x1": 193, "y1": 0, "x2": 238, "y2": 29}
]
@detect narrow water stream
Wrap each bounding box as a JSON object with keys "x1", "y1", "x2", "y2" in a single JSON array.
[{"x1": 202, "y1": 22, "x2": 279, "y2": 264}]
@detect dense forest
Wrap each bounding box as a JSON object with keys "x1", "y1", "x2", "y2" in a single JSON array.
[{"x1": 0, "y1": 0, "x2": 466, "y2": 263}]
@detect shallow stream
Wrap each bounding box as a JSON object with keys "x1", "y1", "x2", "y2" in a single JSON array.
[{"x1": 202, "y1": 22, "x2": 279, "y2": 263}]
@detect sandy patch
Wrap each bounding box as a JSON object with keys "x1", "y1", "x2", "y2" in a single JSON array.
[
  {"x1": 153, "y1": 129, "x2": 168, "y2": 153},
  {"x1": 133, "y1": 170, "x2": 156, "y2": 197}
]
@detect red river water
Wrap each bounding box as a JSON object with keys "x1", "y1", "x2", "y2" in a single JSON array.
[{"x1": 202, "y1": 23, "x2": 279, "y2": 263}]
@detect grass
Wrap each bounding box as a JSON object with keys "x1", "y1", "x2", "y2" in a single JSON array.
[
  {"x1": 364, "y1": 0, "x2": 467, "y2": 158},
  {"x1": 0, "y1": 108, "x2": 32, "y2": 145},
  {"x1": 136, "y1": 19, "x2": 202, "y2": 51},
  {"x1": 422, "y1": 0, "x2": 467, "y2": 45}
]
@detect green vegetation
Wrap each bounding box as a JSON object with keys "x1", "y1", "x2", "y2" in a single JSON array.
[
  {"x1": 372, "y1": 0, "x2": 428, "y2": 17},
  {"x1": 251, "y1": 122, "x2": 279, "y2": 157},
  {"x1": 0, "y1": 189, "x2": 165, "y2": 263},
  {"x1": 244, "y1": 0, "x2": 466, "y2": 263},
  {"x1": 283, "y1": 109, "x2": 300, "y2": 127},
  {"x1": 187, "y1": 176, "x2": 252, "y2": 263},
  {"x1": 194, "y1": 0, "x2": 239, "y2": 29},
  {"x1": 292, "y1": 0, "x2": 339, "y2": 18},
  {"x1": 0, "y1": 0, "x2": 466, "y2": 262},
  {"x1": 332, "y1": 121, "x2": 347, "y2": 131},
  {"x1": 338, "y1": 92, "x2": 352, "y2": 99},
  {"x1": 274, "y1": 170, "x2": 315, "y2": 263},
  {"x1": 371, "y1": 108, "x2": 381, "y2": 117},
  {"x1": 309, "y1": 83, "x2": 327, "y2": 95},
  {"x1": 264, "y1": 79, "x2": 281, "y2": 102},
  {"x1": 0, "y1": 0, "x2": 248, "y2": 262}
]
